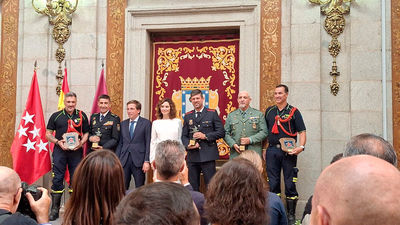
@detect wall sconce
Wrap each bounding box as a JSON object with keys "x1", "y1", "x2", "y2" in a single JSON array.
[
  {"x1": 309, "y1": 0, "x2": 351, "y2": 96},
  {"x1": 32, "y1": 0, "x2": 78, "y2": 96}
]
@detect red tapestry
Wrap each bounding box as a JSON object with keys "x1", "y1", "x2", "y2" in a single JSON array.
[{"x1": 151, "y1": 39, "x2": 240, "y2": 158}]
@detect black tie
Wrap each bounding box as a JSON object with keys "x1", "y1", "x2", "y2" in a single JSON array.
[
  {"x1": 100, "y1": 114, "x2": 104, "y2": 122},
  {"x1": 196, "y1": 112, "x2": 201, "y2": 118}
]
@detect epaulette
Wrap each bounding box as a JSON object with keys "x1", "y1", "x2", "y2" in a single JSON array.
[
  {"x1": 92, "y1": 113, "x2": 99, "y2": 116},
  {"x1": 111, "y1": 113, "x2": 119, "y2": 117},
  {"x1": 185, "y1": 110, "x2": 194, "y2": 115},
  {"x1": 207, "y1": 109, "x2": 216, "y2": 112}
]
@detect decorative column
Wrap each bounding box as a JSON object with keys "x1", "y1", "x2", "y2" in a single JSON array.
[
  {"x1": 106, "y1": 0, "x2": 126, "y2": 118},
  {"x1": 260, "y1": 0, "x2": 282, "y2": 111},
  {"x1": 391, "y1": 0, "x2": 400, "y2": 167},
  {"x1": 0, "y1": 0, "x2": 19, "y2": 167}
]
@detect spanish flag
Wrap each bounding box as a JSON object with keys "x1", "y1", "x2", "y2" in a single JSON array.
[{"x1": 57, "y1": 67, "x2": 70, "y2": 110}]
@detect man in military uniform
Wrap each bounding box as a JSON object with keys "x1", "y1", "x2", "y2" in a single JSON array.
[
  {"x1": 224, "y1": 91, "x2": 267, "y2": 159},
  {"x1": 88, "y1": 94, "x2": 120, "y2": 153},
  {"x1": 182, "y1": 89, "x2": 225, "y2": 191},
  {"x1": 264, "y1": 84, "x2": 306, "y2": 225},
  {"x1": 45, "y1": 92, "x2": 89, "y2": 221}
]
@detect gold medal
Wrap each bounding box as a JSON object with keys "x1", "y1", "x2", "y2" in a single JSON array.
[{"x1": 189, "y1": 119, "x2": 193, "y2": 125}]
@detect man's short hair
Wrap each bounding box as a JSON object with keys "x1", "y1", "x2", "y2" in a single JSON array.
[
  {"x1": 115, "y1": 182, "x2": 199, "y2": 225},
  {"x1": 154, "y1": 140, "x2": 185, "y2": 179},
  {"x1": 190, "y1": 89, "x2": 203, "y2": 99},
  {"x1": 344, "y1": 133, "x2": 397, "y2": 166},
  {"x1": 126, "y1": 100, "x2": 141, "y2": 111},
  {"x1": 98, "y1": 94, "x2": 110, "y2": 101},
  {"x1": 65, "y1": 91, "x2": 77, "y2": 98},
  {"x1": 276, "y1": 84, "x2": 289, "y2": 93}
]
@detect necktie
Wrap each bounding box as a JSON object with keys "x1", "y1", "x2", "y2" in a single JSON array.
[
  {"x1": 100, "y1": 114, "x2": 104, "y2": 122},
  {"x1": 196, "y1": 112, "x2": 201, "y2": 118},
  {"x1": 241, "y1": 111, "x2": 246, "y2": 119},
  {"x1": 129, "y1": 121, "x2": 136, "y2": 138}
]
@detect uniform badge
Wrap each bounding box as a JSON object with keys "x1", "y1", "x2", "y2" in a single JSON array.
[
  {"x1": 253, "y1": 122, "x2": 257, "y2": 129},
  {"x1": 189, "y1": 119, "x2": 193, "y2": 125},
  {"x1": 92, "y1": 120, "x2": 96, "y2": 126},
  {"x1": 104, "y1": 121, "x2": 114, "y2": 126}
]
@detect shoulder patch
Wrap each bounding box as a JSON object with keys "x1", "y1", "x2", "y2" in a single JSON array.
[
  {"x1": 111, "y1": 113, "x2": 118, "y2": 117},
  {"x1": 207, "y1": 109, "x2": 216, "y2": 112},
  {"x1": 185, "y1": 110, "x2": 194, "y2": 115}
]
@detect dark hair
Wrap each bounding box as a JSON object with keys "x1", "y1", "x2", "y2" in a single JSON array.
[
  {"x1": 62, "y1": 150, "x2": 125, "y2": 225},
  {"x1": 115, "y1": 182, "x2": 199, "y2": 225},
  {"x1": 154, "y1": 140, "x2": 185, "y2": 179},
  {"x1": 205, "y1": 158, "x2": 268, "y2": 225},
  {"x1": 98, "y1": 94, "x2": 111, "y2": 101},
  {"x1": 65, "y1": 91, "x2": 77, "y2": 98},
  {"x1": 156, "y1": 98, "x2": 177, "y2": 119},
  {"x1": 330, "y1": 153, "x2": 343, "y2": 164},
  {"x1": 275, "y1": 84, "x2": 289, "y2": 93},
  {"x1": 344, "y1": 133, "x2": 397, "y2": 166},
  {"x1": 190, "y1": 89, "x2": 203, "y2": 99},
  {"x1": 126, "y1": 100, "x2": 142, "y2": 111}
]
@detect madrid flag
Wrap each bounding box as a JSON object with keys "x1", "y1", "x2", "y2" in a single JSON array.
[
  {"x1": 90, "y1": 67, "x2": 108, "y2": 114},
  {"x1": 10, "y1": 70, "x2": 51, "y2": 184}
]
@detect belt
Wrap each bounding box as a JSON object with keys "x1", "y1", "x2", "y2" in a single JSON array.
[{"x1": 269, "y1": 144, "x2": 281, "y2": 148}]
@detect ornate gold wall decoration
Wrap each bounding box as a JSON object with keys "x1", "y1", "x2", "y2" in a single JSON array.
[
  {"x1": 260, "y1": 0, "x2": 281, "y2": 111},
  {"x1": 0, "y1": 0, "x2": 19, "y2": 167},
  {"x1": 106, "y1": 0, "x2": 126, "y2": 118},
  {"x1": 32, "y1": 0, "x2": 78, "y2": 96},
  {"x1": 309, "y1": 0, "x2": 351, "y2": 96},
  {"x1": 392, "y1": 0, "x2": 400, "y2": 167}
]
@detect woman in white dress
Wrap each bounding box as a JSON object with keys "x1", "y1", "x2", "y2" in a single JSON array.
[{"x1": 150, "y1": 98, "x2": 182, "y2": 163}]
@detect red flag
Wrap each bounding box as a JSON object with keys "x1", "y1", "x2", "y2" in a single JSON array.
[
  {"x1": 10, "y1": 70, "x2": 51, "y2": 184},
  {"x1": 91, "y1": 67, "x2": 108, "y2": 114}
]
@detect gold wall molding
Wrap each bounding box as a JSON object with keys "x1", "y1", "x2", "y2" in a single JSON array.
[
  {"x1": 106, "y1": 0, "x2": 125, "y2": 118},
  {"x1": 260, "y1": 0, "x2": 281, "y2": 111},
  {"x1": 0, "y1": 0, "x2": 19, "y2": 167},
  {"x1": 391, "y1": 0, "x2": 400, "y2": 167}
]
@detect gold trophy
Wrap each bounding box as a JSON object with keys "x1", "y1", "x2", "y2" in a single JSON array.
[
  {"x1": 189, "y1": 124, "x2": 200, "y2": 146},
  {"x1": 239, "y1": 131, "x2": 246, "y2": 152},
  {"x1": 91, "y1": 128, "x2": 102, "y2": 149}
]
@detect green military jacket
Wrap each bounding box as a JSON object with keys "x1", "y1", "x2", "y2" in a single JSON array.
[{"x1": 224, "y1": 107, "x2": 268, "y2": 158}]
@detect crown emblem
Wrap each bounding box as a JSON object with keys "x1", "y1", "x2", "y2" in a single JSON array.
[{"x1": 179, "y1": 76, "x2": 211, "y2": 90}]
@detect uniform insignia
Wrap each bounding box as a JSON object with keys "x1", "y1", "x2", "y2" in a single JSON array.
[
  {"x1": 207, "y1": 109, "x2": 216, "y2": 112},
  {"x1": 93, "y1": 120, "x2": 96, "y2": 126},
  {"x1": 185, "y1": 110, "x2": 194, "y2": 115},
  {"x1": 117, "y1": 124, "x2": 120, "y2": 131},
  {"x1": 189, "y1": 119, "x2": 193, "y2": 125},
  {"x1": 104, "y1": 121, "x2": 114, "y2": 126},
  {"x1": 253, "y1": 123, "x2": 257, "y2": 129}
]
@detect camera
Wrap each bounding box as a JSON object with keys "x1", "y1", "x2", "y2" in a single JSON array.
[{"x1": 16, "y1": 182, "x2": 43, "y2": 221}]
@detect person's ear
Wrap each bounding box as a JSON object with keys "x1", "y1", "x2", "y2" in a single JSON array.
[
  {"x1": 316, "y1": 205, "x2": 331, "y2": 225},
  {"x1": 179, "y1": 163, "x2": 185, "y2": 172},
  {"x1": 11, "y1": 187, "x2": 22, "y2": 213},
  {"x1": 152, "y1": 161, "x2": 156, "y2": 170}
]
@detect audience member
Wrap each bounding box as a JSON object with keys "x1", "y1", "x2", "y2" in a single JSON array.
[
  {"x1": 0, "y1": 166, "x2": 51, "y2": 225},
  {"x1": 153, "y1": 140, "x2": 206, "y2": 225},
  {"x1": 205, "y1": 158, "x2": 268, "y2": 225},
  {"x1": 62, "y1": 150, "x2": 125, "y2": 225},
  {"x1": 310, "y1": 155, "x2": 400, "y2": 225},
  {"x1": 239, "y1": 150, "x2": 288, "y2": 225},
  {"x1": 344, "y1": 133, "x2": 397, "y2": 166},
  {"x1": 115, "y1": 182, "x2": 200, "y2": 225}
]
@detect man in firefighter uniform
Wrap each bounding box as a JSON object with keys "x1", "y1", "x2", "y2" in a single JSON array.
[
  {"x1": 88, "y1": 94, "x2": 120, "y2": 153},
  {"x1": 264, "y1": 84, "x2": 306, "y2": 225},
  {"x1": 45, "y1": 92, "x2": 89, "y2": 221},
  {"x1": 224, "y1": 91, "x2": 268, "y2": 159}
]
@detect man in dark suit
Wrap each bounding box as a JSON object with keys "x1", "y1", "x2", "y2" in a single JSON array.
[
  {"x1": 88, "y1": 94, "x2": 120, "y2": 153},
  {"x1": 181, "y1": 89, "x2": 225, "y2": 191},
  {"x1": 116, "y1": 100, "x2": 151, "y2": 190},
  {"x1": 152, "y1": 140, "x2": 207, "y2": 225}
]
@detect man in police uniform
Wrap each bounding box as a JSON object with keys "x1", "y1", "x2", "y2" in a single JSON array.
[
  {"x1": 45, "y1": 92, "x2": 89, "y2": 221},
  {"x1": 181, "y1": 89, "x2": 225, "y2": 191},
  {"x1": 224, "y1": 91, "x2": 268, "y2": 159},
  {"x1": 264, "y1": 84, "x2": 306, "y2": 225},
  {"x1": 88, "y1": 94, "x2": 120, "y2": 153}
]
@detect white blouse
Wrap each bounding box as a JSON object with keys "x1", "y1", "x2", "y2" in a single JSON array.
[{"x1": 150, "y1": 118, "x2": 183, "y2": 162}]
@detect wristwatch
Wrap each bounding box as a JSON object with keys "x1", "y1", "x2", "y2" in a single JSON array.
[{"x1": 299, "y1": 145, "x2": 305, "y2": 149}]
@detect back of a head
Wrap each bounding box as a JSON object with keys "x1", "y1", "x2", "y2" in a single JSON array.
[
  {"x1": 312, "y1": 155, "x2": 400, "y2": 225},
  {"x1": 238, "y1": 150, "x2": 263, "y2": 173},
  {"x1": 154, "y1": 140, "x2": 185, "y2": 179},
  {"x1": 115, "y1": 182, "x2": 200, "y2": 225},
  {"x1": 0, "y1": 166, "x2": 21, "y2": 203},
  {"x1": 205, "y1": 158, "x2": 267, "y2": 225},
  {"x1": 344, "y1": 133, "x2": 397, "y2": 166},
  {"x1": 63, "y1": 150, "x2": 125, "y2": 225}
]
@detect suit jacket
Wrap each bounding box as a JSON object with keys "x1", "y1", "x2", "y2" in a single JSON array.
[
  {"x1": 116, "y1": 116, "x2": 151, "y2": 167},
  {"x1": 89, "y1": 112, "x2": 120, "y2": 151},
  {"x1": 182, "y1": 108, "x2": 225, "y2": 163},
  {"x1": 185, "y1": 184, "x2": 207, "y2": 225},
  {"x1": 224, "y1": 107, "x2": 268, "y2": 158}
]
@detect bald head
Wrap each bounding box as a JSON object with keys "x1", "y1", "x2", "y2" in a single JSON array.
[
  {"x1": 311, "y1": 155, "x2": 400, "y2": 225},
  {"x1": 0, "y1": 166, "x2": 21, "y2": 209},
  {"x1": 238, "y1": 91, "x2": 251, "y2": 110}
]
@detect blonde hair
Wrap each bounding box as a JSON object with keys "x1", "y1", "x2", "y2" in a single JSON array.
[{"x1": 238, "y1": 150, "x2": 263, "y2": 173}]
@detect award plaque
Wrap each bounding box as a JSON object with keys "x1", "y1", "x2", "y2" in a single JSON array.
[
  {"x1": 189, "y1": 125, "x2": 200, "y2": 146},
  {"x1": 63, "y1": 132, "x2": 79, "y2": 150},
  {"x1": 279, "y1": 137, "x2": 296, "y2": 153},
  {"x1": 239, "y1": 132, "x2": 246, "y2": 152},
  {"x1": 92, "y1": 128, "x2": 102, "y2": 149}
]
